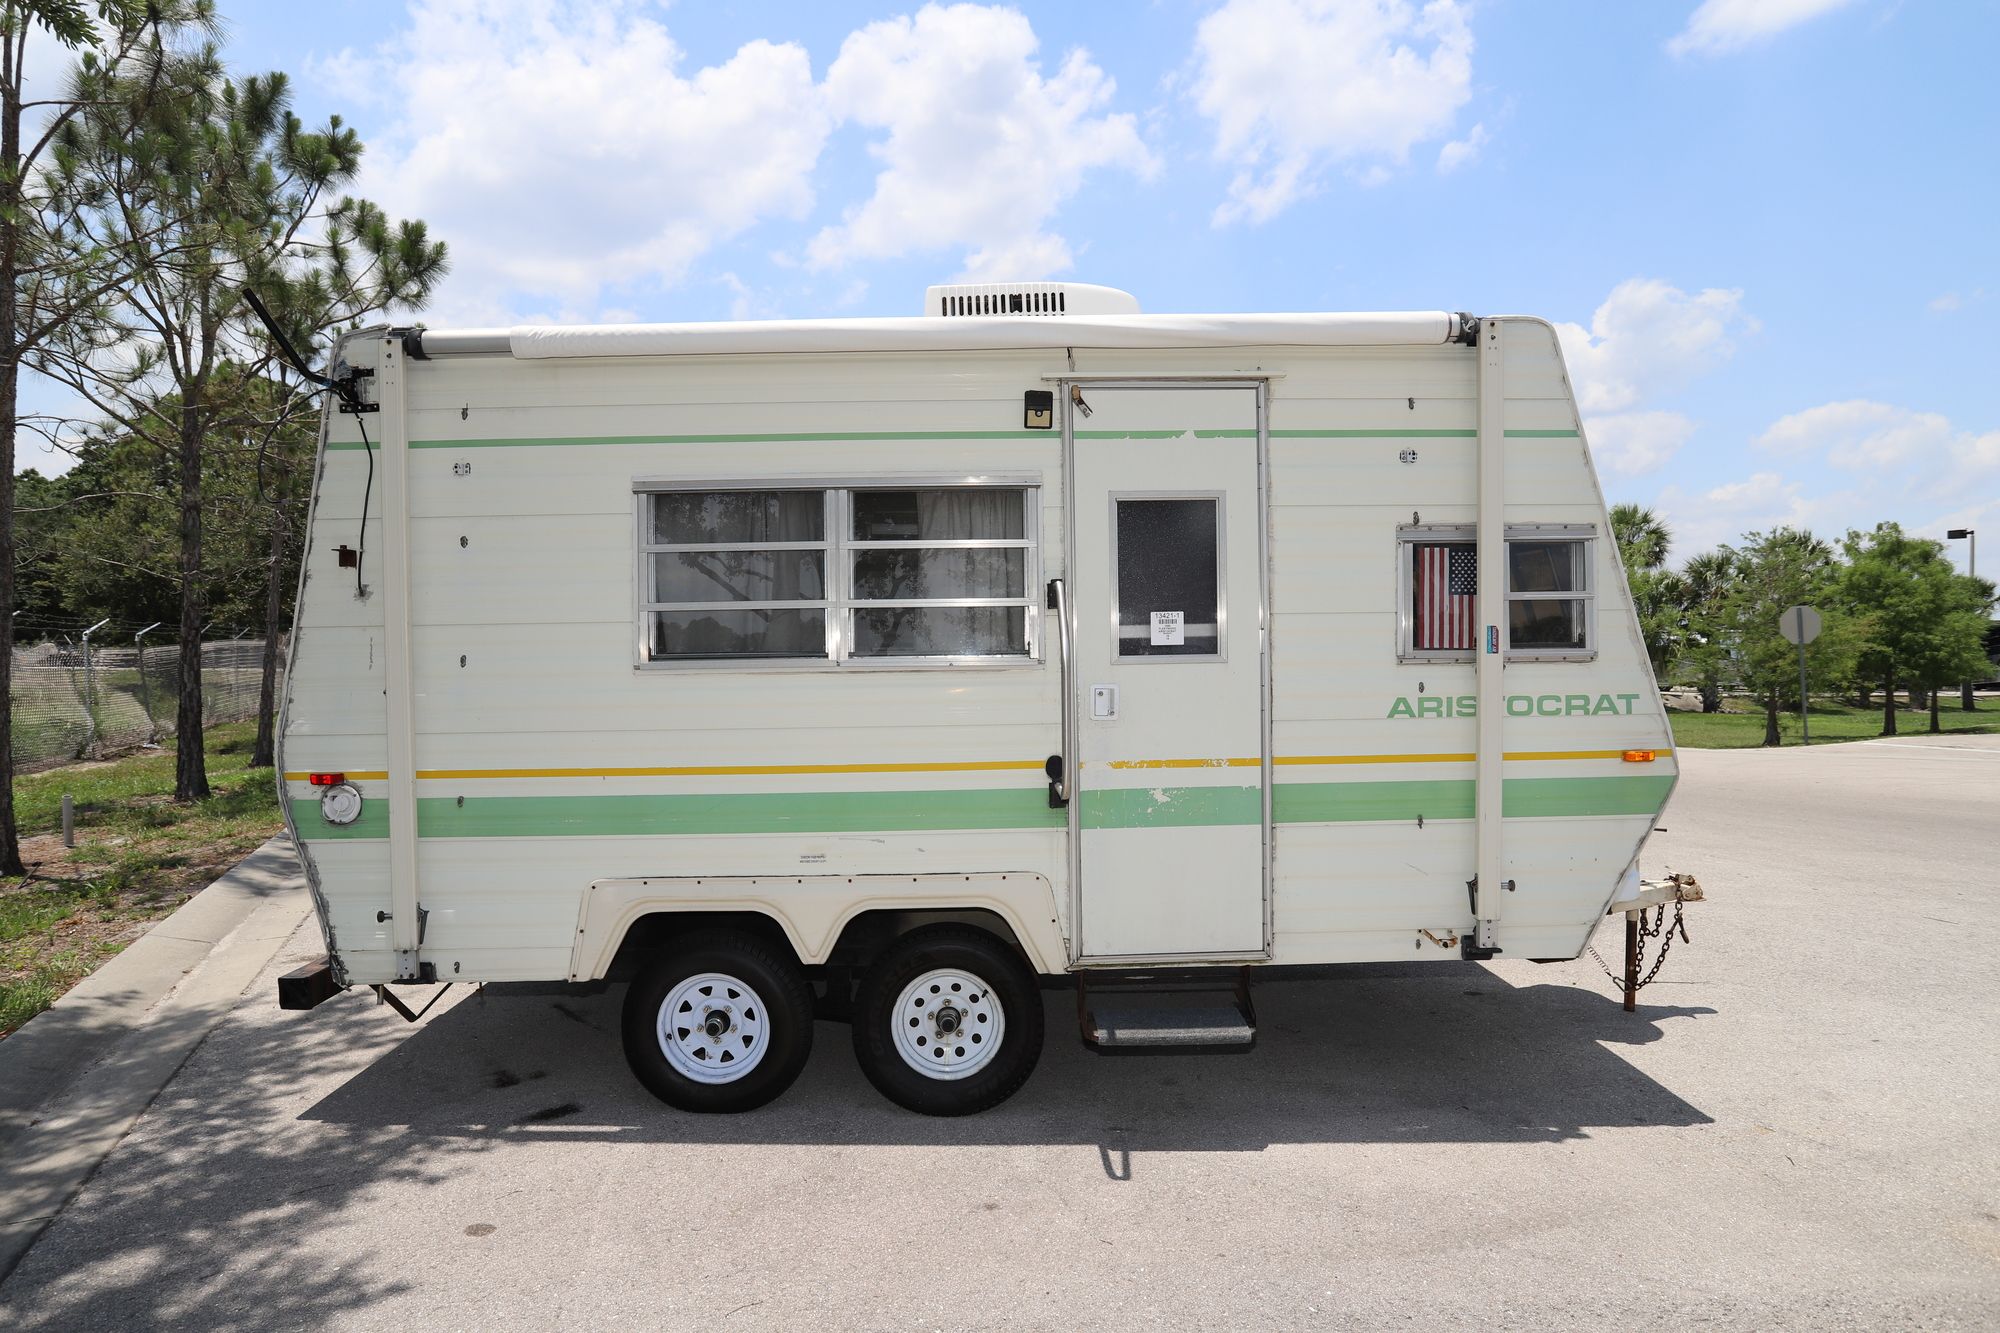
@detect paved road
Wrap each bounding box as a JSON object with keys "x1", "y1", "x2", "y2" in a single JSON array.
[{"x1": 3, "y1": 736, "x2": 1996, "y2": 1329}]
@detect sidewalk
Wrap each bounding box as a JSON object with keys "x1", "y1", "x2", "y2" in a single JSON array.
[{"x1": 0, "y1": 837, "x2": 311, "y2": 1281}]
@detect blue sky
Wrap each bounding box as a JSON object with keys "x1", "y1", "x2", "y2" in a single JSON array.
[{"x1": 28, "y1": 0, "x2": 1999, "y2": 567}]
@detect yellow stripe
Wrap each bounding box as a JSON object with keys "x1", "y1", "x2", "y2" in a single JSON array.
[
  {"x1": 285, "y1": 748, "x2": 1670, "y2": 785},
  {"x1": 1103, "y1": 757, "x2": 1263, "y2": 769},
  {"x1": 1277, "y1": 752, "x2": 1474, "y2": 766},
  {"x1": 1504, "y1": 748, "x2": 1674, "y2": 761},
  {"x1": 415, "y1": 759, "x2": 1045, "y2": 780}
]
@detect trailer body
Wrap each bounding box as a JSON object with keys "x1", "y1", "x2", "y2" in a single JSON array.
[{"x1": 278, "y1": 287, "x2": 1679, "y2": 1111}]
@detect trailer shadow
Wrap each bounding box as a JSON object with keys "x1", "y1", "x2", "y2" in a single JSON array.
[
  {"x1": 299, "y1": 963, "x2": 1714, "y2": 1154},
  {"x1": 0, "y1": 960, "x2": 1714, "y2": 1330}
]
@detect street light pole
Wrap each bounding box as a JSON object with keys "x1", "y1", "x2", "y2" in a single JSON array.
[{"x1": 1949, "y1": 528, "x2": 1978, "y2": 711}]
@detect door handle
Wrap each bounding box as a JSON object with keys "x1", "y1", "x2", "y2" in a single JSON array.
[{"x1": 1046, "y1": 578, "x2": 1072, "y2": 808}]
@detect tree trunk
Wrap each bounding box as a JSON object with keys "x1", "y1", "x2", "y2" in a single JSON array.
[
  {"x1": 1699, "y1": 681, "x2": 1721, "y2": 714},
  {"x1": 0, "y1": 75, "x2": 24, "y2": 875},
  {"x1": 1881, "y1": 675, "x2": 1897, "y2": 737},
  {"x1": 174, "y1": 392, "x2": 209, "y2": 801},
  {"x1": 1856, "y1": 685, "x2": 1871, "y2": 707},
  {"x1": 1930, "y1": 688, "x2": 1942, "y2": 733},
  {"x1": 1763, "y1": 694, "x2": 1781, "y2": 747},
  {"x1": 251, "y1": 496, "x2": 286, "y2": 768}
]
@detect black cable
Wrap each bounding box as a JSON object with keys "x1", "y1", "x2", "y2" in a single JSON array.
[{"x1": 354, "y1": 411, "x2": 373, "y2": 599}]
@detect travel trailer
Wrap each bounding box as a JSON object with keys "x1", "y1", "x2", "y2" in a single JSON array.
[{"x1": 274, "y1": 282, "x2": 1690, "y2": 1116}]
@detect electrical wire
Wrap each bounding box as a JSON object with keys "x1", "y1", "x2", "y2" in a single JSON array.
[{"x1": 354, "y1": 410, "x2": 373, "y2": 599}]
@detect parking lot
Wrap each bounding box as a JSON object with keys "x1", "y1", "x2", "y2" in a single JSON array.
[{"x1": 2, "y1": 735, "x2": 1996, "y2": 1329}]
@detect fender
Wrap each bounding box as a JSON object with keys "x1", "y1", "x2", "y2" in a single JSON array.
[{"x1": 568, "y1": 872, "x2": 1066, "y2": 981}]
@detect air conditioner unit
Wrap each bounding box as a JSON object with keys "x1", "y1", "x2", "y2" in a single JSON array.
[{"x1": 924, "y1": 282, "x2": 1140, "y2": 318}]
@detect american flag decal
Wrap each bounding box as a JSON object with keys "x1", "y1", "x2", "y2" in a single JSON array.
[{"x1": 1415, "y1": 543, "x2": 1476, "y2": 650}]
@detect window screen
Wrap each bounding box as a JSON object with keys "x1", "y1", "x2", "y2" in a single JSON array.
[{"x1": 1115, "y1": 497, "x2": 1221, "y2": 658}]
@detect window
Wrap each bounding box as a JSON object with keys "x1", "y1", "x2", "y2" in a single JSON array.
[
  {"x1": 639, "y1": 483, "x2": 1037, "y2": 665},
  {"x1": 1397, "y1": 525, "x2": 1595, "y2": 661},
  {"x1": 1507, "y1": 536, "x2": 1590, "y2": 652},
  {"x1": 1114, "y1": 496, "x2": 1222, "y2": 659},
  {"x1": 849, "y1": 489, "x2": 1033, "y2": 658},
  {"x1": 644, "y1": 490, "x2": 830, "y2": 659}
]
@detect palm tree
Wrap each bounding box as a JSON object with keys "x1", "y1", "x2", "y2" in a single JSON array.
[
  {"x1": 1679, "y1": 549, "x2": 1738, "y2": 712},
  {"x1": 1610, "y1": 502, "x2": 1672, "y2": 573},
  {"x1": 1610, "y1": 503, "x2": 1676, "y2": 678}
]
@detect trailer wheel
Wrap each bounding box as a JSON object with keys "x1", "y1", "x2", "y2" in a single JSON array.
[
  {"x1": 621, "y1": 930, "x2": 813, "y2": 1113},
  {"x1": 852, "y1": 925, "x2": 1043, "y2": 1116}
]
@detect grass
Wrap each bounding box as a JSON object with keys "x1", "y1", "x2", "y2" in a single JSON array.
[
  {"x1": 1667, "y1": 698, "x2": 2000, "y2": 749},
  {"x1": 0, "y1": 719, "x2": 282, "y2": 1037}
]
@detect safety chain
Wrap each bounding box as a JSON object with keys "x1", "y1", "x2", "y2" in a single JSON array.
[{"x1": 1586, "y1": 890, "x2": 1691, "y2": 993}]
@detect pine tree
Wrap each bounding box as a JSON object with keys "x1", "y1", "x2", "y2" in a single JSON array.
[
  {"x1": 0, "y1": 1, "x2": 204, "y2": 870},
  {"x1": 36, "y1": 60, "x2": 443, "y2": 799}
]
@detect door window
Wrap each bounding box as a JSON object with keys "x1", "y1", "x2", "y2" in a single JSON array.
[{"x1": 1113, "y1": 496, "x2": 1222, "y2": 659}]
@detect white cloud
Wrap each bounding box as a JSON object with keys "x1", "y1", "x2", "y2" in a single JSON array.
[
  {"x1": 1654, "y1": 469, "x2": 1835, "y2": 557},
  {"x1": 1587, "y1": 410, "x2": 1698, "y2": 477},
  {"x1": 322, "y1": 0, "x2": 831, "y2": 321},
  {"x1": 1653, "y1": 400, "x2": 2000, "y2": 557},
  {"x1": 1556, "y1": 278, "x2": 1754, "y2": 497},
  {"x1": 1928, "y1": 289, "x2": 1985, "y2": 314},
  {"x1": 1667, "y1": 0, "x2": 1860, "y2": 57},
  {"x1": 1436, "y1": 122, "x2": 1487, "y2": 174},
  {"x1": 1192, "y1": 0, "x2": 1475, "y2": 225},
  {"x1": 1554, "y1": 278, "x2": 1756, "y2": 414},
  {"x1": 806, "y1": 4, "x2": 1154, "y2": 281},
  {"x1": 1756, "y1": 399, "x2": 2000, "y2": 478}
]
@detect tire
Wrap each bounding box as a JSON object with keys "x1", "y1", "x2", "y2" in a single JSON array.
[
  {"x1": 852, "y1": 925, "x2": 1043, "y2": 1116},
  {"x1": 621, "y1": 929, "x2": 814, "y2": 1113}
]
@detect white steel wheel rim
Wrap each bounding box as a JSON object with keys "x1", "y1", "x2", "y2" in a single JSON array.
[
  {"x1": 890, "y1": 968, "x2": 1005, "y2": 1081},
  {"x1": 656, "y1": 972, "x2": 770, "y2": 1085}
]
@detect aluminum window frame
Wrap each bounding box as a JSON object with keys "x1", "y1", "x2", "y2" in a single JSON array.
[
  {"x1": 1394, "y1": 522, "x2": 1598, "y2": 663},
  {"x1": 634, "y1": 475, "x2": 1043, "y2": 671}
]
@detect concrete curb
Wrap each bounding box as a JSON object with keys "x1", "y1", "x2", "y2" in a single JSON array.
[{"x1": 0, "y1": 836, "x2": 312, "y2": 1284}]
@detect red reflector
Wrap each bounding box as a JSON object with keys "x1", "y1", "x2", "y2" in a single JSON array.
[
  {"x1": 308, "y1": 772, "x2": 345, "y2": 786},
  {"x1": 1621, "y1": 750, "x2": 1656, "y2": 763}
]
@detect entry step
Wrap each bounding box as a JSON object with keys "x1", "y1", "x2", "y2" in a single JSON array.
[{"x1": 1078, "y1": 970, "x2": 1257, "y2": 1053}]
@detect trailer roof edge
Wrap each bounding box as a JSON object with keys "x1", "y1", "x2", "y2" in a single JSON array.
[{"x1": 399, "y1": 312, "x2": 1468, "y2": 360}]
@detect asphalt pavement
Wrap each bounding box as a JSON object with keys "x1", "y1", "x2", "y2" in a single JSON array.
[{"x1": 1, "y1": 734, "x2": 1995, "y2": 1329}]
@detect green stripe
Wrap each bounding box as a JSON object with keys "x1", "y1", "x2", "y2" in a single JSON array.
[
  {"x1": 291, "y1": 773, "x2": 1669, "y2": 842},
  {"x1": 294, "y1": 788, "x2": 1065, "y2": 840},
  {"x1": 1275, "y1": 776, "x2": 1670, "y2": 823},
  {"x1": 1503, "y1": 774, "x2": 1673, "y2": 817},
  {"x1": 1270, "y1": 428, "x2": 1475, "y2": 438},
  {"x1": 289, "y1": 798, "x2": 391, "y2": 841},
  {"x1": 323, "y1": 425, "x2": 1579, "y2": 452},
  {"x1": 1081, "y1": 785, "x2": 1260, "y2": 829},
  {"x1": 326, "y1": 430, "x2": 1056, "y2": 452},
  {"x1": 1275, "y1": 778, "x2": 1474, "y2": 823}
]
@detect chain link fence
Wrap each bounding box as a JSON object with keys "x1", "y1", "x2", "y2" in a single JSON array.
[{"x1": 10, "y1": 636, "x2": 281, "y2": 772}]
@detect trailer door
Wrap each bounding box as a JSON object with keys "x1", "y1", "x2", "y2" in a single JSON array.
[{"x1": 1069, "y1": 384, "x2": 1268, "y2": 960}]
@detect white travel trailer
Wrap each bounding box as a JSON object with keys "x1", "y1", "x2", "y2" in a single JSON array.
[{"x1": 275, "y1": 282, "x2": 1688, "y2": 1116}]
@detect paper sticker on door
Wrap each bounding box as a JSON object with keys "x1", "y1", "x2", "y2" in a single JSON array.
[{"x1": 1149, "y1": 611, "x2": 1184, "y2": 646}]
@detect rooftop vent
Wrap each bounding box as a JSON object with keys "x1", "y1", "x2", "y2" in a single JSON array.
[{"x1": 924, "y1": 281, "x2": 1140, "y2": 318}]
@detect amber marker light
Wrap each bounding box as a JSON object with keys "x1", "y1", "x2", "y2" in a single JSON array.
[{"x1": 1621, "y1": 750, "x2": 1656, "y2": 763}]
